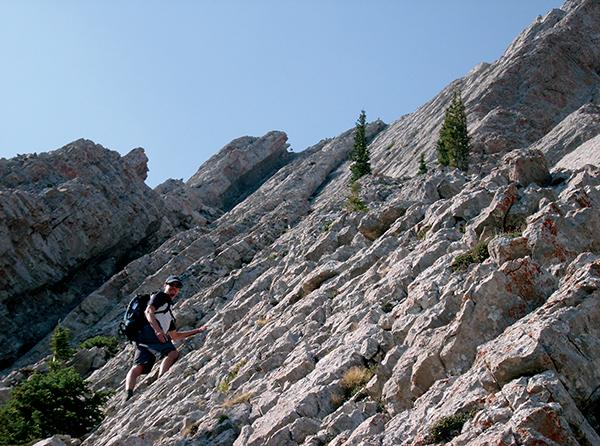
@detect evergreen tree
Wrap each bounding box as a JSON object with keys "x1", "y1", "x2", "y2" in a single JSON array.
[
  {"x1": 418, "y1": 153, "x2": 428, "y2": 175},
  {"x1": 0, "y1": 367, "x2": 109, "y2": 445},
  {"x1": 350, "y1": 110, "x2": 371, "y2": 182},
  {"x1": 436, "y1": 91, "x2": 470, "y2": 172},
  {"x1": 50, "y1": 322, "x2": 74, "y2": 364}
]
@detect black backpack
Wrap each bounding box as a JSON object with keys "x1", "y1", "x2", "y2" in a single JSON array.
[
  {"x1": 119, "y1": 293, "x2": 175, "y2": 341},
  {"x1": 119, "y1": 294, "x2": 151, "y2": 341}
]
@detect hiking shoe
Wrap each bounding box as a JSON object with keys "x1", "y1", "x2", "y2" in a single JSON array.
[{"x1": 123, "y1": 389, "x2": 134, "y2": 402}]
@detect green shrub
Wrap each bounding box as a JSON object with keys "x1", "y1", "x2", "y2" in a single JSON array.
[
  {"x1": 427, "y1": 409, "x2": 477, "y2": 444},
  {"x1": 349, "y1": 110, "x2": 371, "y2": 182},
  {"x1": 0, "y1": 367, "x2": 110, "y2": 446},
  {"x1": 79, "y1": 335, "x2": 119, "y2": 356},
  {"x1": 50, "y1": 323, "x2": 74, "y2": 364},
  {"x1": 321, "y1": 220, "x2": 333, "y2": 232},
  {"x1": 451, "y1": 239, "x2": 490, "y2": 272},
  {"x1": 418, "y1": 153, "x2": 428, "y2": 175},
  {"x1": 381, "y1": 301, "x2": 395, "y2": 313},
  {"x1": 436, "y1": 91, "x2": 470, "y2": 172},
  {"x1": 217, "y1": 359, "x2": 247, "y2": 393}
]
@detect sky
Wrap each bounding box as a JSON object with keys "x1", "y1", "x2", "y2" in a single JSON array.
[{"x1": 0, "y1": 1, "x2": 563, "y2": 187}]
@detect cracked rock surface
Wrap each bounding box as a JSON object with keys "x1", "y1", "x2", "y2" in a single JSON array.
[{"x1": 3, "y1": 1, "x2": 600, "y2": 445}]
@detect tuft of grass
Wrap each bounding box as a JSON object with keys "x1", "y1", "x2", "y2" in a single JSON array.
[
  {"x1": 182, "y1": 421, "x2": 199, "y2": 437},
  {"x1": 451, "y1": 239, "x2": 490, "y2": 272},
  {"x1": 426, "y1": 409, "x2": 478, "y2": 444},
  {"x1": 331, "y1": 392, "x2": 345, "y2": 409},
  {"x1": 255, "y1": 317, "x2": 269, "y2": 327},
  {"x1": 321, "y1": 220, "x2": 334, "y2": 232},
  {"x1": 416, "y1": 225, "x2": 431, "y2": 240},
  {"x1": 217, "y1": 359, "x2": 247, "y2": 393},
  {"x1": 222, "y1": 391, "x2": 254, "y2": 408},
  {"x1": 340, "y1": 366, "x2": 374, "y2": 399},
  {"x1": 501, "y1": 230, "x2": 523, "y2": 239}
]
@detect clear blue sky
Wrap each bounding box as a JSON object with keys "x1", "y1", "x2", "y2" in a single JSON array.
[{"x1": 0, "y1": 1, "x2": 563, "y2": 187}]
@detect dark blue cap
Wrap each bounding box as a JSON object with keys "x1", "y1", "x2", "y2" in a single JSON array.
[{"x1": 165, "y1": 275, "x2": 183, "y2": 287}]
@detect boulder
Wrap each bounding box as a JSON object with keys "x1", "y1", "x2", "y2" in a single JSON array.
[{"x1": 501, "y1": 149, "x2": 550, "y2": 187}]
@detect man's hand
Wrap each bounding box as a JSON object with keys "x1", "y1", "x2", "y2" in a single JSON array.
[
  {"x1": 194, "y1": 326, "x2": 207, "y2": 335},
  {"x1": 155, "y1": 331, "x2": 167, "y2": 343}
]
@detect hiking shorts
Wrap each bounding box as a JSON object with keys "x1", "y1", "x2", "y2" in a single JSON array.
[{"x1": 133, "y1": 325, "x2": 177, "y2": 374}]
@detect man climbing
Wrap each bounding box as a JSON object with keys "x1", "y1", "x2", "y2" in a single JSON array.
[{"x1": 124, "y1": 275, "x2": 206, "y2": 401}]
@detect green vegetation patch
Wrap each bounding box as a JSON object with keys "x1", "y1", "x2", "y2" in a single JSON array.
[
  {"x1": 0, "y1": 367, "x2": 110, "y2": 446},
  {"x1": 416, "y1": 224, "x2": 432, "y2": 240},
  {"x1": 217, "y1": 359, "x2": 247, "y2": 393},
  {"x1": 50, "y1": 323, "x2": 74, "y2": 364},
  {"x1": 451, "y1": 239, "x2": 490, "y2": 272},
  {"x1": 347, "y1": 182, "x2": 369, "y2": 213},
  {"x1": 79, "y1": 335, "x2": 119, "y2": 356},
  {"x1": 427, "y1": 409, "x2": 478, "y2": 444}
]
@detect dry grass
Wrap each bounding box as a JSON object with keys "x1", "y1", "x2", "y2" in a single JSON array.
[
  {"x1": 331, "y1": 392, "x2": 345, "y2": 409},
  {"x1": 222, "y1": 391, "x2": 254, "y2": 408},
  {"x1": 255, "y1": 317, "x2": 269, "y2": 327},
  {"x1": 340, "y1": 366, "x2": 374, "y2": 397}
]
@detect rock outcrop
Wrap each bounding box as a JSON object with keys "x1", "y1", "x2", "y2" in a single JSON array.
[
  {"x1": 0, "y1": 140, "x2": 171, "y2": 368},
  {"x1": 186, "y1": 131, "x2": 294, "y2": 211},
  {"x1": 1, "y1": 131, "x2": 297, "y2": 369},
  {"x1": 369, "y1": 0, "x2": 600, "y2": 178},
  {"x1": 529, "y1": 103, "x2": 600, "y2": 166},
  {"x1": 78, "y1": 150, "x2": 600, "y2": 446}
]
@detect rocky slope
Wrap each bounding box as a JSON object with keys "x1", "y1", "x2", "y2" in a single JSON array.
[
  {"x1": 3, "y1": 1, "x2": 600, "y2": 445},
  {"x1": 369, "y1": 0, "x2": 600, "y2": 179},
  {"x1": 0, "y1": 132, "x2": 293, "y2": 369}
]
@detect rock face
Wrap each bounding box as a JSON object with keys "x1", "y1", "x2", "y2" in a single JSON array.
[
  {"x1": 369, "y1": 0, "x2": 600, "y2": 178},
  {"x1": 0, "y1": 132, "x2": 296, "y2": 370},
  {"x1": 529, "y1": 103, "x2": 600, "y2": 166},
  {"x1": 0, "y1": 140, "x2": 171, "y2": 368},
  {"x1": 554, "y1": 133, "x2": 600, "y2": 171},
  {"x1": 78, "y1": 150, "x2": 600, "y2": 446},
  {"x1": 4, "y1": 1, "x2": 600, "y2": 446},
  {"x1": 186, "y1": 131, "x2": 294, "y2": 211}
]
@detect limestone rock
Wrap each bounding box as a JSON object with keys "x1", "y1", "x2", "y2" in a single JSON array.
[
  {"x1": 0, "y1": 140, "x2": 171, "y2": 368},
  {"x1": 529, "y1": 103, "x2": 600, "y2": 167},
  {"x1": 501, "y1": 149, "x2": 550, "y2": 187},
  {"x1": 370, "y1": 0, "x2": 600, "y2": 179},
  {"x1": 32, "y1": 436, "x2": 80, "y2": 446},
  {"x1": 554, "y1": 133, "x2": 600, "y2": 172},
  {"x1": 186, "y1": 131, "x2": 294, "y2": 211},
  {"x1": 488, "y1": 235, "x2": 531, "y2": 265}
]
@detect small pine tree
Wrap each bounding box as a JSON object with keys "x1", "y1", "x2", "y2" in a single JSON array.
[
  {"x1": 418, "y1": 153, "x2": 428, "y2": 175},
  {"x1": 346, "y1": 181, "x2": 368, "y2": 212},
  {"x1": 0, "y1": 367, "x2": 109, "y2": 445},
  {"x1": 50, "y1": 322, "x2": 74, "y2": 364},
  {"x1": 437, "y1": 91, "x2": 470, "y2": 172},
  {"x1": 350, "y1": 110, "x2": 371, "y2": 182}
]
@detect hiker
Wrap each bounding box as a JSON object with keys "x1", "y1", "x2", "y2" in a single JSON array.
[{"x1": 124, "y1": 275, "x2": 206, "y2": 401}]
